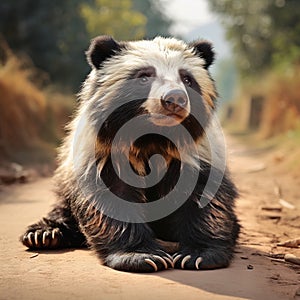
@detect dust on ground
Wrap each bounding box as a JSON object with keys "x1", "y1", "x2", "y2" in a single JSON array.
[{"x1": 0, "y1": 136, "x2": 299, "y2": 300}]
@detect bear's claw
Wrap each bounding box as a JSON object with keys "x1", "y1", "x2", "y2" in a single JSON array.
[
  {"x1": 173, "y1": 252, "x2": 204, "y2": 270},
  {"x1": 181, "y1": 254, "x2": 191, "y2": 269},
  {"x1": 163, "y1": 256, "x2": 174, "y2": 268},
  {"x1": 22, "y1": 228, "x2": 62, "y2": 249},
  {"x1": 173, "y1": 253, "x2": 182, "y2": 264},
  {"x1": 195, "y1": 256, "x2": 203, "y2": 270},
  {"x1": 105, "y1": 251, "x2": 174, "y2": 272},
  {"x1": 144, "y1": 258, "x2": 158, "y2": 271}
]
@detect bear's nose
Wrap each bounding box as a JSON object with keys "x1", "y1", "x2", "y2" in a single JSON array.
[{"x1": 161, "y1": 89, "x2": 188, "y2": 113}]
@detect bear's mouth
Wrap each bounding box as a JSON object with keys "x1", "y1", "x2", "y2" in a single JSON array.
[
  {"x1": 149, "y1": 112, "x2": 188, "y2": 127},
  {"x1": 166, "y1": 112, "x2": 185, "y2": 119}
]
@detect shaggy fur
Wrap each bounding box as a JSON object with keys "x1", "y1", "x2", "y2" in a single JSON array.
[{"x1": 21, "y1": 36, "x2": 240, "y2": 272}]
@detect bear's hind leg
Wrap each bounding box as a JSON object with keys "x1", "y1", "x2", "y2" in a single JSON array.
[{"x1": 21, "y1": 200, "x2": 86, "y2": 250}]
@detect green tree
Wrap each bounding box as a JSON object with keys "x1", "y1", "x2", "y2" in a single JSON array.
[
  {"x1": 0, "y1": 0, "x2": 91, "y2": 90},
  {"x1": 0, "y1": 0, "x2": 173, "y2": 90},
  {"x1": 132, "y1": 0, "x2": 173, "y2": 38},
  {"x1": 80, "y1": 0, "x2": 146, "y2": 40},
  {"x1": 267, "y1": 0, "x2": 300, "y2": 67},
  {"x1": 209, "y1": 0, "x2": 272, "y2": 76},
  {"x1": 209, "y1": 0, "x2": 300, "y2": 76}
]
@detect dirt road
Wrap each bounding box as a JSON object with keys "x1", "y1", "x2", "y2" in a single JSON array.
[{"x1": 0, "y1": 137, "x2": 299, "y2": 300}]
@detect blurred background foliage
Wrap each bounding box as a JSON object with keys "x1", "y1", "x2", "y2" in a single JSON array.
[
  {"x1": 209, "y1": 0, "x2": 300, "y2": 141},
  {"x1": 0, "y1": 0, "x2": 172, "y2": 90},
  {"x1": 0, "y1": 0, "x2": 172, "y2": 165},
  {"x1": 0, "y1": 0, "x2": 299, "y2": 170},
  {"x1": 81, "y1": 0, "x2": 147, "y2": 42},
  {"x1": 209, "y1": 0, "x2": 300, "y2": 75}
]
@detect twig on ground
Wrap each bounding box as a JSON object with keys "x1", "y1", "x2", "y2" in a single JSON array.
[
  {"x1": 266, "y1": 253, "x2": 285, "y2": 259},
  {"x1": 277, "y1": 238, "x2": 300, "y2": 248},
  {"x1": 284, "y1": 254, "x2": 300, "y2": 266},
  {"x1": 273, "y1": 180, "x2": 295, "y2": 209},
  {"x1": 279, "y1": 199, "x2": 295, "y2": 210}
]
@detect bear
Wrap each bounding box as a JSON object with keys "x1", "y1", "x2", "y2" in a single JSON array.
[{"x1": 21, "y1": 35, "x2": 240, "y2": 273}]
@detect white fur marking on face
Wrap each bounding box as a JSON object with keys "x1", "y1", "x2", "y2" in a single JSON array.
[
  {"x1": 141, "y1": 71, "x2": 191, "y2": 127},
  {"x1": 99, "y1": 37, "x2": 215, "y2": 111}
]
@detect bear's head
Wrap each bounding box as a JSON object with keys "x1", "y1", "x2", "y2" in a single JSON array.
[{"x1": 82, "y1": 35, "x2": 217, "y2": 157}]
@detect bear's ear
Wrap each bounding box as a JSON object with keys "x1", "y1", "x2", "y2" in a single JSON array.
[
  {"x1": 86, "y1": 35, "x2": 124, "y2": 69},
  {"x1": 189, "y1": 40, "x2": 215, "y2": 69}
]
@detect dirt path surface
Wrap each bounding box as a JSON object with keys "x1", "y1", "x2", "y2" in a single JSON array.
[{"x1": 0, "y1": 137, "x2": 299, "y2": 300}]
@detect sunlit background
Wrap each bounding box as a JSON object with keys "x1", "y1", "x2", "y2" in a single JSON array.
[{"x1": 0, "y1": 0, "x2": 299, "y2": 177}]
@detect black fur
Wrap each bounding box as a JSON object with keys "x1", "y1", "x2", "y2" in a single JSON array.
[
  {"x1": 21, "y1": 36, "x2": 239, "y2": 273},
  {"x1": 149, "y1": 161, "x2": 239, "y2": 269},
  {"x1": 190, "y1": 40, "x2": 215, "y2": 69},
  {"x1": 86, "y1": 35, "x2": 125, "y2": 69},
  {"x1": 21, "y1": 198, "x2": 86, "y2": 249}
]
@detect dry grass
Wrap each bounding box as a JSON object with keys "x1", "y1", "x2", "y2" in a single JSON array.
[
  {"x1": 260, "y1": 66, "x2": 300, "y2": 138},
  {"x1": 0, "y1": 44, "x2": 75, "y2": 165},
  {"x1": 0, "y1": 51, "x2": 46, "y2": 146}
]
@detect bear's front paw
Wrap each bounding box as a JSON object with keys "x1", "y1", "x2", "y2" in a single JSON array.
[
  {"x1": 173, "y1": 248, "x2": 230, "y2": 270},
  {"x1": 21, "y1": 228, "x2": 63, "y2": 249},
  {"x1": 173, "y1": 252, "x2": 203, "y2": 270},
  {"x1": 105, "y1": 250, "x2": 174, "y2": 272}
]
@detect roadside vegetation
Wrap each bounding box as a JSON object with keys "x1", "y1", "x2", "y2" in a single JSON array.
[
  {"x1": 209, "y1": 0, "x2": 300, "y2": 173},
  {"x1": 0, "y1": 0, "x2": 172, "y2": 169}
]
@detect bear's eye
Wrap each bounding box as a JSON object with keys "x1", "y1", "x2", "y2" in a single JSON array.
[
  {"x1": 139, "y1": 74, "x2": 150, "y2": 84},
  {"x1": 182, "y1": 75, "x2": 192, "y2": 87},
  {"x1": 134, "y1": 67, "x2": 156, "y2": 84}
]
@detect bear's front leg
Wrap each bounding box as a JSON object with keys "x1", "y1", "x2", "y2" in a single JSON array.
[
  {"x1": 21, "y1": 198, "x2": 86, "y2": 250},
  {"x1": 77, "y1": 159, "x2": 173, "y2": 272},
  {"x1": 75, "y1": 154, "x2": 173, "y2": 272},
  {"x1": 80, "y1": 206, "x2": 173, "y2": 272},
  {"x1": 171, "y1": 195, "x2": 240, "y2": 270},
  {"x1": 103, "y1": 223, "x2": 174, "y2": 272}
]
